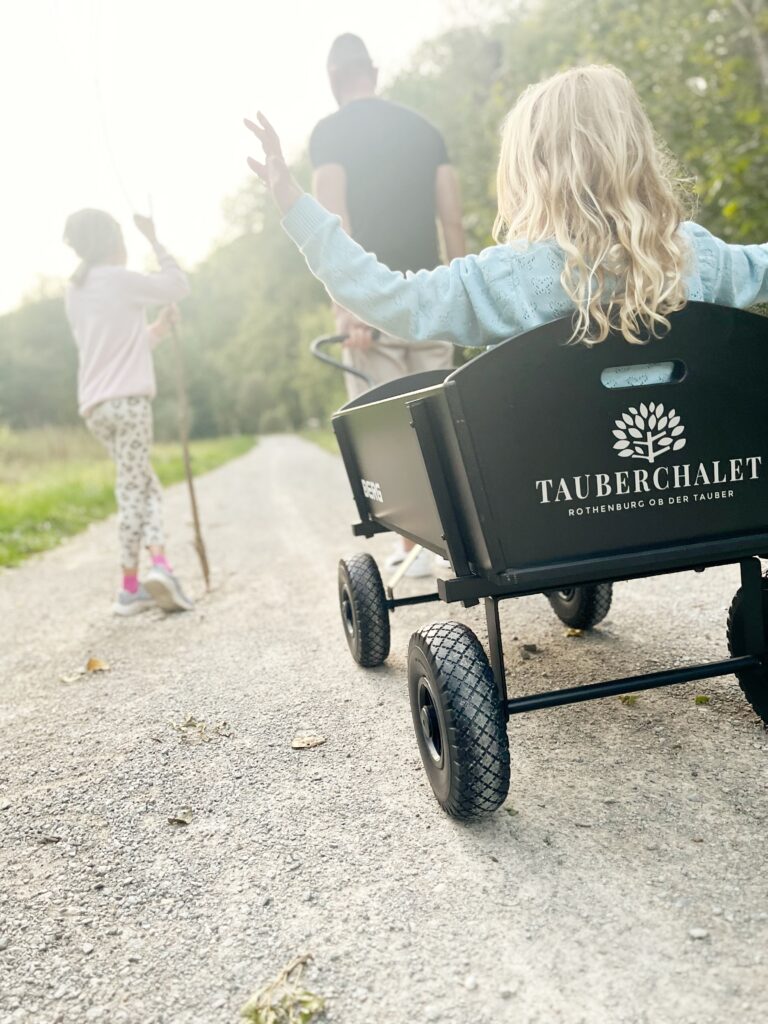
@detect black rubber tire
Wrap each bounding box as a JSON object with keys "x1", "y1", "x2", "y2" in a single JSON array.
[
  {"x1": 408, "y1": 621, "x2": 510, "y2": 819},
  {"x1": 726, "y1": 580, "x2": 768, "y2": 724},
  {"x1": 547, "y1": 583, "x2": 613, "y2": 629},
  {"x1": 338, "y1": 554, "x2": 390, "y2": 667}
]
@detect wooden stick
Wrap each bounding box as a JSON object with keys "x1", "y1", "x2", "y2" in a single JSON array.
[{"x1": 170, "y1": 320, "x2": 211, "y2": 590}]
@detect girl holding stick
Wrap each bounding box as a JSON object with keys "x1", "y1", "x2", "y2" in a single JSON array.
[{"x1": 63, "y1": 209, "x2": 193, "y2": 615}]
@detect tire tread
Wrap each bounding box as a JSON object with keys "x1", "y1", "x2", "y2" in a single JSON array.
[
  {"x1": 410, "y1": 621, "x2": 510, "y2": 818},
  {"x1": 726, "y1": 582, "x2": 768, "y2": 724},
  {"x1": 548, "y1": 583, "x2": 613, "y2": 630},
  {"x1": 340, "y1": 554, "x2": 390, "y2": 667}
]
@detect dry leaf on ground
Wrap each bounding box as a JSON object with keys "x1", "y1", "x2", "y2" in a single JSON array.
[
  {"x1": 86, "y1": 657, "x2": 110, "y2": 673},
  {"x1": 172, "y1": 717, "x2": 234, "y2": 743},
  {"x1": 291, "y1": 735, "x2": 326, "y2": 750},
  {"x1": 565, "y1": 628, "x2": 584, "y2": 638},
  {"x1": 240, "y1": 953, "x2": 325, "y2": 1024},
  {"x1": 59, "y1": 671, "x2": 85, "y2": 684},
  {"x1": 167, "y1": 807, "x2": 194, "y2": 826}
]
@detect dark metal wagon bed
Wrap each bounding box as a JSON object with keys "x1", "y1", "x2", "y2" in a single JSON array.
[{"x1": 327, "y1": 303, "x2": 768, "y2": 818}]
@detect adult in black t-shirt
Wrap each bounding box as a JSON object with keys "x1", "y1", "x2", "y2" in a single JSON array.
[{"x1": 310, "y1": 34, "x2": 466, "y2": 404}]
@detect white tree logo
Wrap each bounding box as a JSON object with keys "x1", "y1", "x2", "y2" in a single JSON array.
[{"x1": 612, "y1": 402, "x2": 686, "y2": 464}]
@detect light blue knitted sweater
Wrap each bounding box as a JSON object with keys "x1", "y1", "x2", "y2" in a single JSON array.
[{"x1": 282, "y1": 194, "x2": 768, "y2": 347}]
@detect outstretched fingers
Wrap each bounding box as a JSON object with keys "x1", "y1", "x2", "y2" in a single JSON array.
[{"x1": 247, "y1": 156, "x2": 267, "y2": 181}]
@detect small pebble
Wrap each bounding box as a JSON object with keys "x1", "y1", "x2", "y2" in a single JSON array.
[
  {"x1": 688, "y1": 928, "x2": 709, "y2": 940},
  {"x1": 464, "y1": 974, "x2": 478, "y2": 991},
  {"x1": 424, "y1": 1007, "x2": 440, "y2": 1022}
]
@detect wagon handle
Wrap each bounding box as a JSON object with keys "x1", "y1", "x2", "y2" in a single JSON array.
[{"x1": 310, "y1": 334, "x2": 375, "y2": 388}]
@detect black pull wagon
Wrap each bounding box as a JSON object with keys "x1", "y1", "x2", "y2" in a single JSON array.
[{"x1": 327, "y1": 303, "x2": 768, "y2": 819}]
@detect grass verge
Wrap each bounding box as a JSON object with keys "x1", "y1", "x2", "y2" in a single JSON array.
[
  {"x1": 0, "y1": 427, "x2": 254, "y2": 567},
  {"x1": 299, "y1": 426, "x2": 339, "y2": 455}
]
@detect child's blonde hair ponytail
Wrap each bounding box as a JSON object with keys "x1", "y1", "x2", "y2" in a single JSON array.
[{"x1": 494, "y1": 65, "x2": 690, "y2": 345}]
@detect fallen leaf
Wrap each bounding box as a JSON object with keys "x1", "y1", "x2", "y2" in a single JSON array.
[
  {"x1": 240, "y1": 953, "x2": 325, "y2": 1024},
  {"x1": 86, "y1": 657, "x2": 110, "y2": 673},
  {"x1": 619, "y1": 694, "x2": 639, "y2": 706},
  {"x1": 291, "y1": 735, "x2": 326, "y2": 750},
  {"x1": 565, "y1": 628, "x2": 584, "y2": 638},
  {"x1": 694, "y1": 695, "x2": 711, "y2": 705},
  {"x1": 167, "y1": 807, "x2": 194, "y2": 826},
  {"x1": 59, "y1": 671, "x2": 84, "y2": 684},
  {"x1": 172, "y1": 717, "x2": 233, "y2": 744}
]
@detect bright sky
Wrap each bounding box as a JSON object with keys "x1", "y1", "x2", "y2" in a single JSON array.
[{"x1": 1, "y1": 0, "x2": 485, "y2": 314}]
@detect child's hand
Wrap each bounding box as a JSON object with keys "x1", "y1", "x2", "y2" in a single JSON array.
[
  {"x1": 133, "y1": 213, "x2": 158, "y2": 244},
  {"x1": 244, "y1": 112, "x2": 302, "y2": 214},
  {"x1": 148, "y1": 304, "x2": 180, "y2": 343},
  {"x1": 343, "y1": 322, "x2": 378, "y2": 351}
]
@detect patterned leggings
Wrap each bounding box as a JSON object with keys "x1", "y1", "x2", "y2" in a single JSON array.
[{"x1": 86, "y1": 396, "x2": 165, "y2": 567}]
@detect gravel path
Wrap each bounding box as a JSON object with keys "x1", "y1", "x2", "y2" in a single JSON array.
[{"x1": 1, "y1": 435, "x2": 766, "y2": 1024}]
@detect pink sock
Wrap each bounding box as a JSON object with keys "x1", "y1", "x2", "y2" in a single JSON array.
[
  {"x1": 151, "y1": 554, "x2": 172, "y2": 573},
  {"x1": 123, "y1": 573, "x2": 139, "y2": 594}
]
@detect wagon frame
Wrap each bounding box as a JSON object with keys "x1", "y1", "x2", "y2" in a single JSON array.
[{"x1": 326, "y1": 303, "x2": 768, "y2": 817}]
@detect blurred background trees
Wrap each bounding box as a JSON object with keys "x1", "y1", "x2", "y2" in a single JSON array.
[{"x1": 2, "y1": 0, "x2": 766, "y2": 437}]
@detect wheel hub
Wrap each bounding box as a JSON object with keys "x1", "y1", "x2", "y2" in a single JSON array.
[
  {"x1": 417, "y1": 677, "x2": 443, "y2": 765},
  {"x1": 420, "y1": 705, "x2": 436, "y2": 739},
  {"x1": 341, "y1": 587, "x2": 355, "y2": 637}
]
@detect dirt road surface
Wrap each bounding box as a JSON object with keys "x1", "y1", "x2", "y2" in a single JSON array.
[{"x1": 1, "y1": 436, "x2": 766, "y2": 1024}]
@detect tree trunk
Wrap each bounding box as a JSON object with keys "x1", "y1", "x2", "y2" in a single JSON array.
[{"x1": 733, "y1": 0, "x2": 768, "y2": 96}]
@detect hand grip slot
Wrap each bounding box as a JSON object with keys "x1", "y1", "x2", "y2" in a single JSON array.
[{"x1": 600, "y1": 360, "x2": 687, "y2": 389}]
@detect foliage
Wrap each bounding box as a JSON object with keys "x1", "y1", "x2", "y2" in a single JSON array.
[
  {"x1": 1, "y1": 1, "x2": 766, "y2": 435},
  {"x1": 0, "y1": 428, "x2": 253, "y2": 566}
]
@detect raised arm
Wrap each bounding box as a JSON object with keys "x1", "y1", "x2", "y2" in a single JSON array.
[
  {"x1": 244, "y1": 112, "x2": 519, "y2": 348},
  {"x1": 282, "y1": 194, "x2": 512, "y2": 346},
  {"x1": 124, "y1": 214, "x2": 190, "y2": 306},
  {"x1": 687, "y1": 222, "x2": 768, "y2": 307}
]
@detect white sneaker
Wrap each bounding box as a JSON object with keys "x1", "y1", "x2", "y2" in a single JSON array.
[
  {"x1": 113, "y1": 585, "x2": 155, "y2": 617},
  {"x1": 403, "y1": 547, "x2": 435, "y2": 578},
  {"x1": 144, "y1": 566, "x2": 194, "y2": 612},
  {"x1": 384, "y1": 545, "x2": 407, "y2": 571}
]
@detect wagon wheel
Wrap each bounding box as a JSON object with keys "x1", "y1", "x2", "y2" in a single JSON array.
[
  {"x1": 408, "y1": 621, "x2": 510, "y2": 819},
  {"x1": 338, "y1": 554, "x2": 390, "y2": 667},
  {"x1": 547, "y1": 583, "x2": 613, "y2": 630},
  {"x1": 726, "y1": 576, "x2": 768, "y2": 724}
]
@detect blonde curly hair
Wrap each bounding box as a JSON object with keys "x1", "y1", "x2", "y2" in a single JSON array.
[{"x1": 494, "y1": 65, "x2": 691, "y2": 345}]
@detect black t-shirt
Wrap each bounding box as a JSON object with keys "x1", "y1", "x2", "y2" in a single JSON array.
[{"x1": 309, "y1": 97, "x2": 449, "y2": 273}]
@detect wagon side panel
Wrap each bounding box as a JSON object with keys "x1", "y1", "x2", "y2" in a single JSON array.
[
  {"x1": 333, "y1": 389, "x2": 447, "y2": 553},
  {"x1": 448, "y1": 303, "x2": 768, "y2": 576}
]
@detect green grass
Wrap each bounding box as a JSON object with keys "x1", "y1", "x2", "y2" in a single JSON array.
[
  {"x1": 0, "y1": 426, "x2": 254, "y2": 567},
  {"x1": 299, "y1": 426, "x2": 339, "y2": 455}
]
